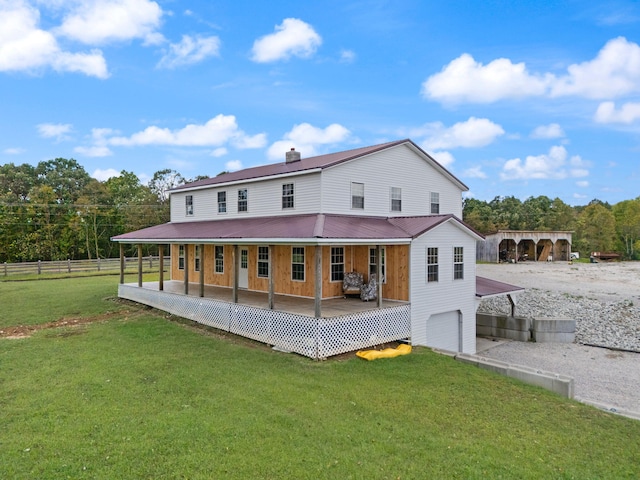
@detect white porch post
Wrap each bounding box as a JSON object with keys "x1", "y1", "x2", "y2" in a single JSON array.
[
  {"x1": 183, "y1": 244, "x2": 189, "y2": 295},
  {"x1": 314, "y1": 245, "x2": 322, "y2": 318},
  {"x1": 119, "y1": 243, "x2": 124, "y2": 284},
  {"x1": 268, "y1": 245, "x2": 274, "y2": 310},
  {"x1": 232, "y1": 245, "x2": 238, "y2": 303},
  {"x1": 376, "y1": 245, "x2": 382, "y2": 308},
  {"x1": 158, "y1": 244, "x2": 164, "y2": 291},
  {"x1": 137, "y1": 244, "x2": 143, "y2": 287},
  {"x1": 199, "y1": 244, "x2": 205, "y2": 298}
]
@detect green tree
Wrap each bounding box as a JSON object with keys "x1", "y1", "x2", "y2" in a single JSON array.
[
  {"x1": 612, "y1": 198, "x2": 640, "y2": 260},
  {"x1": 575, "y1": 202, "x2": 617, "y2": 256}
]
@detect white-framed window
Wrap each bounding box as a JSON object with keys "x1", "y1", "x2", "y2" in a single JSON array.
[
  {"x1": 369, "y1": 247, "x2": 386, "y2": 282},
  {"x1": 178, "y1": 245, "x2": 185, "y2": 270},
  {"x1": 430, "y1": 192, "x2": 440, "y2": 214},
  {"x1": 241, "y1": 249, "x2": 248, "y2": 269},
  {"x1": 291, "y1": 247, "x2": 305, "y2": 281},
  {"x1": 427, "y1": 247, "x2": 438, "y2": 282},
  {"x1": 330, "y1": 247, "x2": 344, "y2": 282},
  {"x1": 238, "y1": 189, "x2": 248, "y2": 212},
  {"x1": 218, "y1": 191, "x2": 226, "y2": 213},
  {"x1": 351, "y1": 182, "x2": 364, "y2": 209},
  {"x1": 390, "y1": 187, "x2": 401, "y2": 212},
  {"x1": 214, "y1": 245, "x2": 224, "y2": 273},
  {"x1": 257, "y1": 246, "x2": 269, "y2": 278},
  {"x1": 454, "y1": 246, "x2": 464, "y2": 280},
  {"x1": 282, "y1": 183, "x2": 294, "y2": 209},
  {"x1": 194, "y1": 245, "x2": 201, "y2": 272},
  {"x1": 185, "y1": 195, "x2": 194, "y2": 216}
]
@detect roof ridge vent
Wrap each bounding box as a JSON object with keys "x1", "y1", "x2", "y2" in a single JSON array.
[{"x1": 286, "y1": 147, "x2": 301, "y2": 163}]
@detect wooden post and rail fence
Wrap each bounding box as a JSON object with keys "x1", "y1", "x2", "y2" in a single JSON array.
[{"x1": 2, "y1": 256, "x2": 170, "y2": 277}]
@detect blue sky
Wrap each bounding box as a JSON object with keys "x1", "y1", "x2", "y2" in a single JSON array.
[{"x1": 1, "y1": 0, "x2": 639, "y2": 206}]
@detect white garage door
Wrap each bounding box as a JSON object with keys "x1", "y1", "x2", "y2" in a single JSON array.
[{"x1": 426, "y1": 311, "x2": 460, "y2": 352}]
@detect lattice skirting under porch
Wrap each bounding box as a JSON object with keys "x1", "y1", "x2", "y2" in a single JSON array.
[{"x1": 119, "y1": 285, "x2": 411, "y2": 359}]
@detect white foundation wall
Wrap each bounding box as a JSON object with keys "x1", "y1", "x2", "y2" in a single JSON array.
[{"x1": 409, "y1": 221, "x2": 478, "y2": 354}]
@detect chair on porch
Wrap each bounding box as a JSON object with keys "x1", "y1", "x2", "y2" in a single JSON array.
[
  {"x1": 343, "y1": 272, "x2": 364, "y2": 297},
  {"x1": 360, "y1": 274, "x2": 379, "y2": 302}
]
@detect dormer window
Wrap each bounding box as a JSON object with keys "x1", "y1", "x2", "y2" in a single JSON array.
[{"x1": 185, "y1": 195, "x2": 194, "y2": 216}]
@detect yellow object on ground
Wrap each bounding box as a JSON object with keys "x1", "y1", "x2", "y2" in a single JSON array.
[{"x1": 356, "y1": 343, "x2": 411, "y2": 360}]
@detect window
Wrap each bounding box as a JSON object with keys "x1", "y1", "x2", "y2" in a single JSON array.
[
  {"x1": 282, "y1": 183, "x2": 294, "y2": 209},
  {"x1": 369, "y1": 247, "x2": 386, "y2": 282},
  {"x1": 257, "y1": 246, "x2": 269, "y2": 278},
  {"x1": 430, "y1": 192, "x2": 440, "y2": 214},
  {"x1": 194, "y1": 245, "x2": 201, "y2": 272},
  {"x1": 178, "y1": 245, "x2": 185, "y2": 270},
  {"x1": 454, "y1": 246, "x2": 464, "y2": 280},
  {"x1": 217, "y1": 191, "x2": 226, "y2": 213},
  {"x1": 215, "y1": 245, "x2": 224, "y2": 273},
  {"x1": 427, "y1": 247, "x2": 438, "y2": 282},
  {"x1": 351, "y1": 182, "x2": 364, "y2": 209},
  {"x1": 330, "y1": 247, "x2": 344, "y2": 282},
  {"x1": 185, "y1": 195, "x2": 194, "y2": 216},
  {"x1": 238, "y1": 189, "x2": 248, "y2": 212},
  {"x1": 291, "y1": 247, "x2": 305, "y2": 281},
  {"x1": 390, "y1": 187, "x2": 402, "y2": 212}
]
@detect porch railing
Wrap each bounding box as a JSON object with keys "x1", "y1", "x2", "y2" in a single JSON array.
[{"x1": 119, "y1": 284, "x2": 411, "y2": 359}]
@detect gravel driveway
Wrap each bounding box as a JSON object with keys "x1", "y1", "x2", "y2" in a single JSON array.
[{"x1": 476, "y1": 261, "x2": 640, "y2": 417}]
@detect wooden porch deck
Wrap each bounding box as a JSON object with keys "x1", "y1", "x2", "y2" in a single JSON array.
[{"x1": 137, "y1": 280, "x2": 408, "y2": 318}]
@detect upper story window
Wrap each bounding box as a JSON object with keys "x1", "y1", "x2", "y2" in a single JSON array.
[
  {"x1": 291, "y1": 247, "x2": 305, "y2": 281},
  {"x1": 369, "y1": 247, "x2": 386, "y2": 282},
  {"x1": 330, "y1": 247, "x2": 344, "y2": 282},
  {"x1": 194, "y1": 245, "x2": 201, "y2": 272},
  {"x1": 214, "y1": 245, "x2": 224, "y2": 273},
  {"x1": 351, "y1": 182, "x2": 364, "y2": 209},
  {"x1": 454, "y1": 246, "x2": 464, "y2": 280},
  {"x1": 390, "y1": 187, "x2": 402, "y2": 212},
  {"x1": 427, "y1": 247, "x2": 439, "y2": 282},
  {"x1": 430, "y1": 192, "x2": 440, "y2": 214},
  {"x1": 185, "y1": 195, "x2": 194, "y2": 216},
  {"x1": 218, "y1": 191, "x2": 227, "y2": 213},
  {"x1": 257, "y1": 246, "x2": 269, "y2": 278},
  {"x1": 282, "y1": 183, "x2": 294, "y2": 209},
  {"x1": 238, "y1": 189, "x2": 248, "y2": 212},
  {"x1": 178, "y1": 245, "x2": 185, "y2": 270}
]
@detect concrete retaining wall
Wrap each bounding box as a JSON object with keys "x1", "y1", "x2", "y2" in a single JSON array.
[
  {"x1": 454, "y1": 352, "x2": 574, "y2": 398},
  {"x1": 533, "y1": 318, "x2": 576, "y2": 343},
  {"x1": 477, "y1": 313, "x2": 531, "y2": 341}
]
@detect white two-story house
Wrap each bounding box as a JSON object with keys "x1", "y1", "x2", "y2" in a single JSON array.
[{"x1": 113, "y1": 139, "x2": 503, "y2": 358}]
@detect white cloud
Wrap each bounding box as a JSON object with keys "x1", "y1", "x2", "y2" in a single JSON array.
[
  {"x1": 75, "y1": 145, "x2": 112, "y2": 157},
  {"x1": 423, "y1": 37, "x2": 640, "y2": 104},
  {"x1": 210, "y1": 147, "x2": 228, "y2": 157},
  {"x1": 157, "y1": 34, "x2": 220, "y2": 69},
  {"x1": 3, "y1": 147, "x2": 25, "y2": 154},
  {"x1": 430, "y1": 150, "x2": 455, "y2": 167},
  {"x1": 463, "y1": 166, "x2": 487, "y2": 179},
  {"x1": 422, "y1": 53, "x2": 550, "y2": 104},
  {"x1": 340, "y1": 49, "x2": 356, "y2": 63},
  {"x1": 108, "y1": 115, "x2": 265, "y2": 148},
  {"x1": 225, "y1": 160, "x2": 242, "y2": 171},
  {"x1": 251, "y1": 18, "x2": 321, "y2": 63},
  {"x1": 500, "y1": 145, "x2": 591, "y2": 181},
  {"x1": 232, "y1": 133, "x2": 268, "y2": 149},
  {"x1": 56, "y1": 0, "x2": 164, "y2": 46},
  {"x1": 418, "y1": 117, "x2": 505, "y2": 150},
  {"x1": 74, "y1": 127, "x2": 116, "y2": 156},
  {"x1": 267, "y1": 123, "x2": 351, "y2": 160},
  {"x1": 576, "y1": 180, "x2": 589, "y2": 187},
  {"x1": 0, "y1": 2, "x2": 108, "y2": 78},
  {"x1": 37, "y1": 122, "x2": 73, "y2": 140},
  {"x1": 92, "y1": 168, "x2": 120, "y2": 181},
  {"x1": 594, "y1": 101, "x2": 640, "y2": 124},
  {"x1": 530, "y1": 123, "x2": 565, "y2": 139}
]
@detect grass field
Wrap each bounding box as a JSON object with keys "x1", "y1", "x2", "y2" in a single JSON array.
[{"x1": 1, "y1": 276, "x2": 639, "y2": 479}]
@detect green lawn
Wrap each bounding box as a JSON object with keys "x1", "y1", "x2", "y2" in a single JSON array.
[{"x1": 1, "y1": 277, "x2": 639, "y2": 479}]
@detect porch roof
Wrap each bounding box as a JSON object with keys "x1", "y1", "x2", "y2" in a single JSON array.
[
  {"x1": 111, "y1": 213, "x2": 477, "y2": 244},
  {"x1": 476, "y1": 276, "x2": 524, "y2": 298}
]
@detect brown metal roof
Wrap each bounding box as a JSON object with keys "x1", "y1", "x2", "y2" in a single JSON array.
[
  {"x1": 171, "y1": 139, "x2": 468, "y2": 192},
  {"x1": 112, "y1": 213, "x2": 479, "y2": 243},
  {"x1": 476, "y1": 276, "x2": 524, "y2": 297}
]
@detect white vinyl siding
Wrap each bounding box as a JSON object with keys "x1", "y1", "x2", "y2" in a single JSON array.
[
  {"x1": 320, "y1": 143, "x2": 464, "y2": 218},
  {"x1": 409, "y1": 220, "x2": 478, "y2": 354}
]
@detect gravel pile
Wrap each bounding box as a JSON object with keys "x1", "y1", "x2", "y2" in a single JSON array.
[{"x1": 478, "y1": 288, "x2": 640, "y2": 352}]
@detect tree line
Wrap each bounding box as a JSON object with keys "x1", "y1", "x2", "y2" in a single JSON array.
[
  {"x1": 0, "y1": 158, "x2": 197, "y2": 262},
  {"x1": 1, "y1": 158, "x2": 639, "y2": 262},
  {"x1": 463, "y1": 196, "x2": 640, "y2": 260}
]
